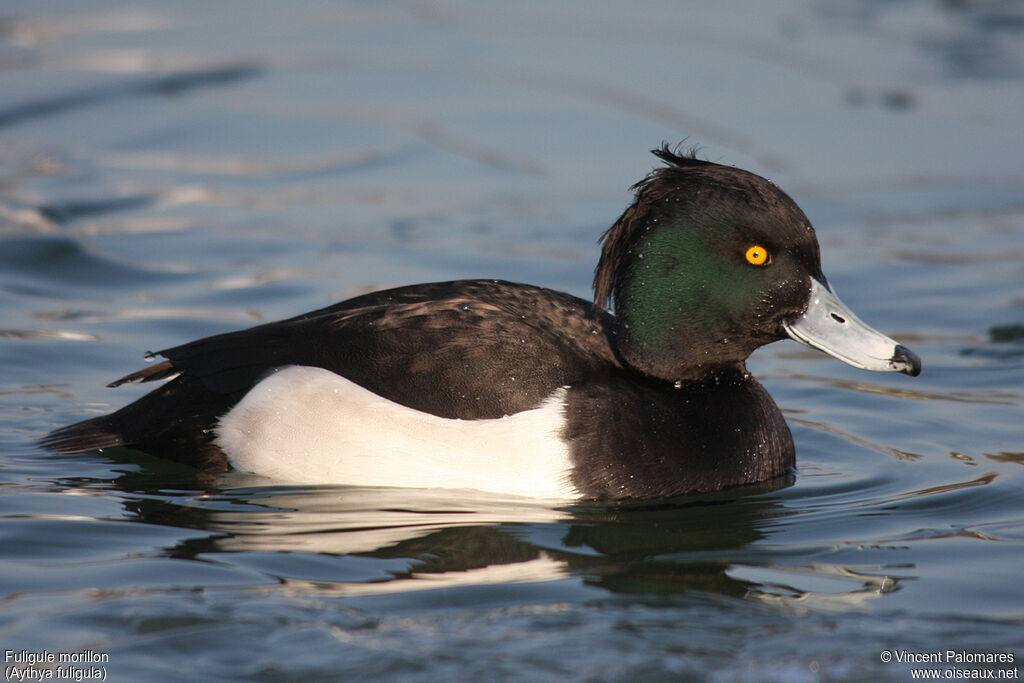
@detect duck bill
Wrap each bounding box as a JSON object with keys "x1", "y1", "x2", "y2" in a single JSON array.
[{"x1": 783, "y1": 278, "x2": 921, "y2": 376}]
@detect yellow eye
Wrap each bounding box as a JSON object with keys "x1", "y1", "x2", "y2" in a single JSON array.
[{"x1": 745, "y1": 245, "x2": 770, "y2": 266}]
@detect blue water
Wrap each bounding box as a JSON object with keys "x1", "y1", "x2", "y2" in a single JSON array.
[{"x1": 2, "y1": 1, "x2": 1023, "y2": 680}]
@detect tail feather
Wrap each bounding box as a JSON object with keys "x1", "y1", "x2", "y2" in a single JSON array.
[
  {"x1": 39, "y1": 416, "x2": 126, "y2": 454},
  {"x1": 107, "y1": 359, "x2": 178, "y2": 387},
  {"x1": 39, "y1": 374, "x2": 233, "y2": 472}
]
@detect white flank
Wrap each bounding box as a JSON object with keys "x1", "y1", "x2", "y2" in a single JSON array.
[{"x1": 215, "y1": 365, "x2": 578, "y2": 499}]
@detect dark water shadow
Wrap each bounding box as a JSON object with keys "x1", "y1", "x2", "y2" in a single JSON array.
[
  {"x1": 0, "y1": 235, "x2": 186, "y2": 292},
  {"x1": 0, "y1": 62, "x2": 264, "y2": 130}
]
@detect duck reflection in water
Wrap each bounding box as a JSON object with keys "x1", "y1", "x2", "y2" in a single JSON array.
[{"x1": 114, "y1": 471, "x2": 904, "y2": 610}]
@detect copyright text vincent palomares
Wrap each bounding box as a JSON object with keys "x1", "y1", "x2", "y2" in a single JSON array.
[
  {"x1": 880, "y1": 650, "x2": 1018, "y2": 679},
  {"x1": 4, "y1": 650, "x2": 108, "y2": 681}
]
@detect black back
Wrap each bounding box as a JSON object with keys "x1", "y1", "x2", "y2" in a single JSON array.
[{"x1": 42, "y1": 280, "x2": 624, "y2": 470}]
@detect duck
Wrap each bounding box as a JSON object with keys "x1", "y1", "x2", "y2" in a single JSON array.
[{"x1": 41, "y1": 145, "x2": 921, "y2": 501}]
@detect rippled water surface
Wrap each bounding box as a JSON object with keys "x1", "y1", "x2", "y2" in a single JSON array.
[{"x1": 2, "y1": 1, "x2": 1023, "y2": 681}]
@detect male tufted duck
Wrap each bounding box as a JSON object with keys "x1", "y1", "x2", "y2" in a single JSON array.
[{"x1": 42, "y1": 146, "x2": 921, "y2": 500}]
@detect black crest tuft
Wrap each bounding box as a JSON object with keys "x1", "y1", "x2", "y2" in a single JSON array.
[{"x1": 648, "y1": 141, "x2": 711, "y2": 172}]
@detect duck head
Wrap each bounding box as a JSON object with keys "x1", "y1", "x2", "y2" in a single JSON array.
[{"x1": 594, "y1": 146, "x2": 921, "y2": 382}]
